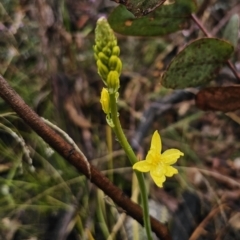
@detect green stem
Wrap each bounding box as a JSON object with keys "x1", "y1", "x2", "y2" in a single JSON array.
[{"x1": 109, "y1": 93, "x2": 153, "y2": 240}]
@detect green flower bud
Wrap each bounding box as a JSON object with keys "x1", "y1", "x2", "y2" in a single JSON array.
[
  {"x1": 97, "y1": 60, "x2": 109, "y2": 84},
  {"x1": 107, "y1": 71, "x2": 120, "y2": 93},
  {"x1": 102, "y1": 46, "x2": 112, "y2": 57},
  {"x1": 95, "y1": 17, "x2": 115, "y2": 45},
  {"x1": 112, "y1": 46, "x2": 120, "y2": 56},
  {"x1": 93, "y1": 45, "x2": 99, "y2": 54},
  {"x1": 109, "y1": 40, "x2": 117, "y2": 48},
  {"x1": 94, "y1": 53, "x2": 98, "y2": 61},
  {"x1": 98, "y1": 52, "x2": 109, "y2": 65},
  {"x1": 100, "y1": 88, "x2": 110, "y2": 114},
  {"x1": 108, "y1": 55, "x2": 122, "y2": 74},
  {"x1": 96, "y1": 41, "x2": 103, "y2": 52}
]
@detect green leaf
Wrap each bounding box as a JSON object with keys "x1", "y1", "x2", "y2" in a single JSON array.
[
  {"x1": 108, "y1": 0, "x2": 197, "y2": 36},
  {"x1": 223, "y1": 14, "x2": 239, "y2": 49},
  {"x1": 161, "y1": 38, "x2": 234, "y2": 89},
  {"x1": 111, "y1": 0, "x2": 166, "y2": 17}
]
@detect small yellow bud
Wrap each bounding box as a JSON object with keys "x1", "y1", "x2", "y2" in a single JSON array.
[
  {"x1": 100, "y1": 88, "x2": 110, "y2": 114},
  {"x1": 107, "y1": 71, "x2": 120, "y2": 93}
]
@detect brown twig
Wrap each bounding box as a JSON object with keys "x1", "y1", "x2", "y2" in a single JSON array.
[
  {"x1": 196, "y1": 0, "x2": 210, "y2": 17},
  {"x1": 191, "y1": 14, "x2": 240, "y2": 82},
  {"x1": 0, "y1": 75, "x2": 171, "y2": 240},
  {"x1": 189, "y1": 204, "x2": 230, "y2": 240}
]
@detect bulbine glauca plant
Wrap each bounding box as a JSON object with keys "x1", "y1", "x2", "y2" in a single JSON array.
[{"x1": 94, "y1": 17, "x2": 184, "y2": 239}]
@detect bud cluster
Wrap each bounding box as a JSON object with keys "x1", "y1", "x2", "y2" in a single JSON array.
[{"x1": 94, "y1": 17, "x2": 122, "y2": 93}]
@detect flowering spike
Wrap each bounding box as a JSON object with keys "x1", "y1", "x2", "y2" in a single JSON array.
[
  {"x1": 133, "y1": 131, "x2": 184, "y2": 188},
  {"x1": 94, "y1": 17, "x2": 122, "y2": 88}
]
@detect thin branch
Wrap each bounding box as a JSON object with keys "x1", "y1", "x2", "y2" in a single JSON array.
[
  {"x1": 211, "y1": 3, "x2": 240, "y2": 36},
  {"x1": 191, "y1": 13, "x2": 240, "y2": 82},
  {"x1": 42, "y1": 117, "x2": 91, "y2": 179},
  {"x1": 0, "y1": 75, "x2": 171, "y2": 240}
]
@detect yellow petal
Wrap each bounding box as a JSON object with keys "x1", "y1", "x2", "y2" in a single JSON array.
[
  {"x1": 133, "y1": 160, "x2": 151, "y2": 172},
  {"x1": 161, "y1": 149, "x2": 184, "y2": 165},
  {"x1": 165, "y1": 166, "x2": 178, "y2": 177},
  {"x1": 150, "y1": 131, "x2": 162, "y2": 153},
  {"x1": 150, "y1": 171, "x2": 166, "y2": 188},
  {"x1": 145, "y1": 150, "x2": 156, "y2": 164}
]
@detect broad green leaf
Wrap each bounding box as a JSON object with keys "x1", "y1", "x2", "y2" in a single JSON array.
[
  {"x1": 108, "y1": 0, "x2": 197, "y2": 36},
  {"x1": 161, "y1": 38, "x2": 234, "y2": 89},
  {"x1": 111, "y1": 0, "x2": 166, "y2": 17},
  {"x1": 223, "y1": 14, "x2": 239, "y2": 49}
]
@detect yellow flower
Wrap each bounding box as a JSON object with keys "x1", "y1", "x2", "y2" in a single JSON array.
[
  {"x1": 133, "y1": 131, "x2": 184, "y2": 187},
  {"x1": 100, "y1": 88, "x2": 110, "y2": 114}
]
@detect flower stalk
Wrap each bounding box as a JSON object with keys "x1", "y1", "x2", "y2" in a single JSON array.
[
  {"x1": 109, "y1": 93, "x2": 154, "y2": 239},
  {"x1": 95, "y1": 17, "x2": 154, "y2": 239}
]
